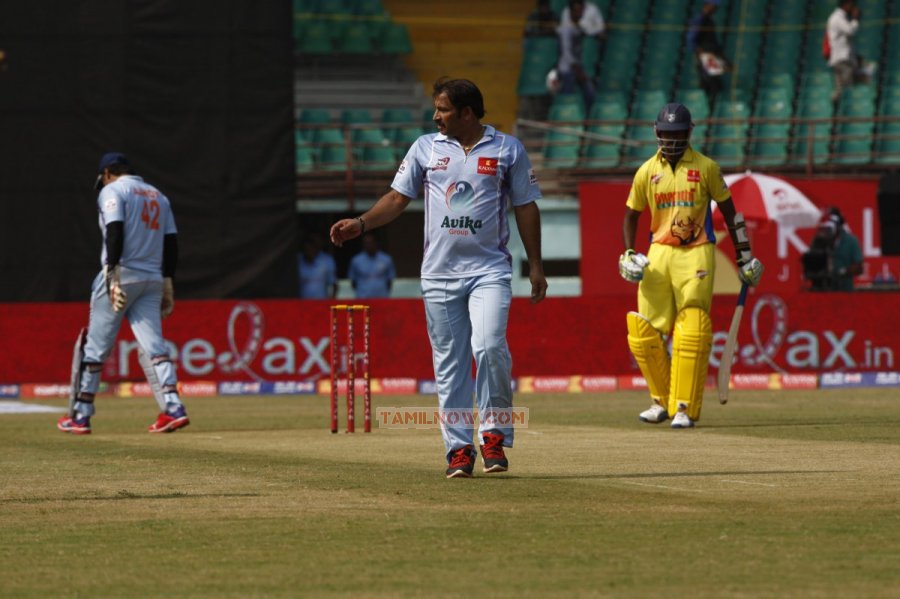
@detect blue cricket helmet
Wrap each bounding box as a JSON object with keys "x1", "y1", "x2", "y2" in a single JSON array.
[{"x1": 655, "y1": 103, "x2": 693, "y2": 132}]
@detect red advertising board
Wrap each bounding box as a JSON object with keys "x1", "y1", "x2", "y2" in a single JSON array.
[{"x1": 0, "y1": 293, "x2": 897, "y2": 384}]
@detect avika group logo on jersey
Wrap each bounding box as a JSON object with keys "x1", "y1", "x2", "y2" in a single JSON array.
[{"x1": 443, "y1": 181, "x2": 482, "y2": 235}]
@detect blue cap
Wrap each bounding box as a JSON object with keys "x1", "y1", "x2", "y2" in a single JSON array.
[
  {"x1": 655, "y1": 103, "x2": 693, "y2": 132},
  {"x1": 97, "y1": 152, "x2": 129, "y2": 172},
  {"x1": 95, "y1": 152, "x2": 130, "y2": 189}
]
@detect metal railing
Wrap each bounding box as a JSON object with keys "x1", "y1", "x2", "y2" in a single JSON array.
[{"x1": 296, "y1": 115, "x2": 900, "y2": 202}]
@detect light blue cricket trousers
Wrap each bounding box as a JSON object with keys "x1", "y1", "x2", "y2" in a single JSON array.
[
  {"x1": 421, "y1": 272, "x2": 514, "y2": 461},
  {"x1": 75, "y1": 272, "x2": 181, "y2": 416}
]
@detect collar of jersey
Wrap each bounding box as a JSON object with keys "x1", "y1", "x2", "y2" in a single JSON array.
[{"x1": 435, "y1": 125, "x2": 497, "y2": 148}]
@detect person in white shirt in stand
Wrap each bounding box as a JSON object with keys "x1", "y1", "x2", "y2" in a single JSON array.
[{"x1": 827, "y1": 0, "x2": 874, "y2": 105}]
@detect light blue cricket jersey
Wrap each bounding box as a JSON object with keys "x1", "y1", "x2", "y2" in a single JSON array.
[
  {"x1": 98, "y1": 175, "x2": 177, "y2": 283},
  {"x1": 391, "y1": 126, "x2": 541, "y2": 279},
  {"x1": 298, "y1": 252, "x2": 337, "y2": 298},
  {"x1": 349, "y1": 250, "x2": 396, "y2": 298}
]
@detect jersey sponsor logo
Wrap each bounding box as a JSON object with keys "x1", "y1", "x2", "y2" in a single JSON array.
[
  {"x1": 441, "y1": 215, "x2": 483, "y2": 235},
  {"x1": 687, "y1": 169, "x2": 701, "y2": 182},
  {"x1": 398, "y1": 159, "x2": 407, "y2": 174},
  {"x1": 445, "y1": 181, "x2": 476, "y2": 212},
  {"x1": 104, "y1": 198, "x2": 118, "y2": 211},
  {"x1": 477, "y1": 156, "x2": 498, "y2": 176},
  {"x1": 654, "y1": 188, "x2": 696, "y2": 208},
  {"x1": 528, "y1": 168, "x2": 537, "y2": 186},
  {"x1": 651, "y1": 173, "x2": 664, "y2": 185},
  {"x1": 432, "y1": 156, "x2": 451, "y2": 171}
]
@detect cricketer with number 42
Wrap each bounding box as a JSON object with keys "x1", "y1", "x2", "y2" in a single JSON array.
[{"x1": 717, "y1": 283, "x2": 748, "y2": 405}]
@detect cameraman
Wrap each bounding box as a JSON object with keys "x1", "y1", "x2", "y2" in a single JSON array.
[{"x1": 802, "y1": 209, "x2": 862, "y2": 291}]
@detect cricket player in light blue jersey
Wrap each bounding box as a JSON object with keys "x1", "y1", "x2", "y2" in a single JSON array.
[
  {"x1": 331, "y1": 78, "x2": 547, "y2": 478},
  {"x1": 58, "y1": 152, "x2": 189, "y2": 435},
  {"x1": 348, "y1": 233, "x2": 396, "y2": 298}
]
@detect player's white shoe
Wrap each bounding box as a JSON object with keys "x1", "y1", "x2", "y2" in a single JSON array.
[
  {"x1": 639, "y1": 403, "x2": 668, "y2": 424},
  {"x1": 670, "y1": 403, "x2": 694, "y2": 429}
]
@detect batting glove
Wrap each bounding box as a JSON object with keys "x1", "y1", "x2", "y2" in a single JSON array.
[
  {"x1": 161, "y1": 277, "x2": 175, "y2": 318},
  {"x1": 618, "y1": 249, "x2": 650, "y2": 283},
  {"x1": 105, "y1": 265, "x2": 127, "y2": 312},
  {"x1": 738, "y1": 256, "x2": 764, "y2": 287}
]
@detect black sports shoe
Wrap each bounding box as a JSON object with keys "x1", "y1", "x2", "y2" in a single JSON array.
[
  {"x1": 481, "y1": 431, "x2": 509, "y2": 473},
  {"x1": 446, "y1": 445, "x2": 475, "y2": 478}
]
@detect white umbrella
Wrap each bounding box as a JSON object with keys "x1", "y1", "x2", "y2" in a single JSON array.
[{"x1": 712, "y1": 171, "x2": 823, "y2": 229}]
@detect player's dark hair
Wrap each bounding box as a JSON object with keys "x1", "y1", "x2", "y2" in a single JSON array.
[{"x1": 432, "y1": 77, "x2": 486, "y2": 119}]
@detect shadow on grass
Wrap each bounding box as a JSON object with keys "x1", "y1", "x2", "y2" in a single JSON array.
[
  {"x1": 475, "y1": 469, "x2": 844, "y2": 481},
  {"x1": 1, "y1": 491, "x2": 262, "y2": 504}
]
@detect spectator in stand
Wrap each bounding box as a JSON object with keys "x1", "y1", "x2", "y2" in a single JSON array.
[
  {"x1": 348, "y1": 233, "x2": 396, "y2": 298},
  {"x1": 297, "y1": 232, "x2": 337, "y2": 299},
  {"x1": 524, "y1": 0, "x2": 558, "y2": 38},
  {"x1": 559, "y1": 0, "x2": 605, "y2": 40},
  {"x1": 826, "y1": 0, "x2": 875, "y2": 105},
  {"x1": 687, "y1": 0, "x2": 728, "y2": 109},
  {"x1": 555, "y1": 0, "x2": 596, "y2": 109}
]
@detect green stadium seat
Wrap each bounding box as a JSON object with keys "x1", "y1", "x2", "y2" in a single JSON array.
[
  {"x1": 791, "y1": 94, "x2": 832, "y2": 166},
  {"x1": 517, "y1": 37, "x2": 558, "y2": 97},
  {"x1": 580, "y1": 101, "x2": 626, "y2": 168},
  {"x1": 316, "y1": 0, "x2": 352, "y2": 16},
  {"x1": 297, "y1": 19, "x2": 334, "y2": 54},
  {"x1": 380, "y1": 21, "x2": 412, "y2": 54},
  {"x1": 543, "y1": 102, "x2": 584, "y2": 168},
  {"x1": 299, "y1": 108, "x2": 333, "y2": 142},
  {"x1": 296, "y1": 138, "x2": 315, "y2": 174},
  {"x1": 341, "y1": 108, "x2": 373, "y2": 125},
  {"x1": 834, "y1": 87, "x2": 876, "y2": 164},
  {"x1": 708, "y1": 100, "x2": 749, "y2": 168},
  {"x1": 543, "y1": 140, "x2": 581, "y2": 168},
  {"x1": 338, "y1": 21, "x2": 374, "y2": 54},
  {"x1": 674, "y1": 88, "x2": 709, "y2": 120},
  {"x1": 548, "y1": 99, "x2": 586, "y2": 123},
  {"x1": 380, "y1": 107, "x2": 416, "y2": 142},
  {"x1": 359, "y1": 145, "x2": 397, "y2": 171},
  {"x1": 748, "y1": 91, "x2": 791, "y2": 167},
  {"x1": 354, "y1": 0, "x2": 385, "y2": 16}
]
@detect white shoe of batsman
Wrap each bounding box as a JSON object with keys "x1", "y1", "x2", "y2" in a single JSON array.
[
  {"x1": 670, "y1": 405, "x2": 695, "y2": 429},
  {"x1": 639, "y1": 404, "x2": 668, "y2": 424}
]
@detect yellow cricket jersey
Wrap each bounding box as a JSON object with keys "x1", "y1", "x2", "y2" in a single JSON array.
[{"x1": 626, "y1": 147, "x2": 731, "y2": 247}]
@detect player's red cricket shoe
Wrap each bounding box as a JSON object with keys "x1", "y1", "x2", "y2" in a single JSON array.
[
  {"x1": 148, "y1": 405, "x2": 190, "y2": 433},
  {"x1": 57, "y1": 415, "x2": 91, "y2": 435},
  {"x1": 481, "y1": 431, "x2": 509, "y2": 473},
  {"x1": 445, "y1": 445, "x2": 475, "y2": 478}
]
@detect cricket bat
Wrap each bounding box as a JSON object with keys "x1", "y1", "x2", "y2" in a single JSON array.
[{"x1": 717, "y1": 283, "x2": 749, "y2": 405}]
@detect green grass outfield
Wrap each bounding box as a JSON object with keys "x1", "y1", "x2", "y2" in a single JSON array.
[{"x1": 1, "y1": 390, "x2": 899, "y2": 598}]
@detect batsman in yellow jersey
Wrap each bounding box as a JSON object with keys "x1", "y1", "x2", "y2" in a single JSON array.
[{"x1": 620, "y1": 103, "x2": 764, "y2": 429}]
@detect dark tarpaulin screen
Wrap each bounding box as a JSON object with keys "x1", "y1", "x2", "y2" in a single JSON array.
[{"x1": 0, "y1": 0, "x2": 297, "y2": 301}]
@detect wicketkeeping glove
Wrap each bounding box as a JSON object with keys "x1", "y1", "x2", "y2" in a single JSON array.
[
  {"x1": 105, "y1": 265, "x2": 127, "y2": 312},
  {"x1": 738, "y1": 256, "x2": 764, "y2": 287},
  {"x1": 618, "y1": 249, "x2": 650, "y2": 283},
  {"x1": 161, "y1": 277, "x2": 175, "y2": 318}
]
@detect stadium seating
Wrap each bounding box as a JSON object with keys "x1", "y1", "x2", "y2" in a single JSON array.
[
  {"x1": 543, "y1": 100, "x2": 585, "y2": 168},
  {"x1": 580, "y1": 94, "x2": 627, "y2": 168},
  {"x1": 875, "y1": 84, "x2": 900, "y2": 164},
  {"x1": 833, "y1": 86, "x2": 876, "y2": 165},
  {"x1": 748, "y1": 87, "x2": 792, "y2": 166},
  {"x1": 517, "y1": 37, "x2": 559, "y2": 97},
  {"x1": 708, "y1": 100, "x2": 749, "y2": 168}
]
